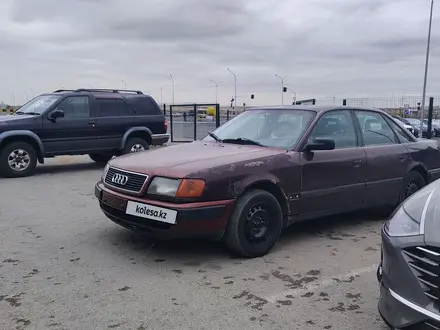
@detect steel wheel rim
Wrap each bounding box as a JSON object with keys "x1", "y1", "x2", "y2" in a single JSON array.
[
  {"x1": 244, "y1": 202, "x2": 273, "y2": 245},
  {"x1": 405, "y1": 181, "x2": 419, "y2": 198},
  {"x1": 8, "y1": 149, "x2": 31, "y2": 171},
  {"x1": 130, "y1": 144, "x2": 145, "y2": 153}
]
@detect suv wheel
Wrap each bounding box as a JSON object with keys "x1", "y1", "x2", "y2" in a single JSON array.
[
  {"x1": 89, "y1": 153, "x2": 113, "y2": 163},
  {"x1": 0, "y1": 141, "x2": 38, "y2": 178},
  {"x1": 224, "y1": 189, "x2": 283, "y2": 258},
  {"x1": 123, "y1": 138, "x2": 149, "y2": 154},
  {"x1": 400, "y1": 171, "x2": 426, "y2": 202}
]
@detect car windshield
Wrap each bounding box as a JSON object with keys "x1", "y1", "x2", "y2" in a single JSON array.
[
  {"x1": 203, "y1": 109, "x2": 315, "y2": 149},
  {"x1": 14, "y1": 94, "x2": 59, "y2": 115}
]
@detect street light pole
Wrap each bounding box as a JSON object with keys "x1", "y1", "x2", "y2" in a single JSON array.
[
  {"x1": 169, "y1": 74, "x2": 175, "y2": 105},
  {"x1": 275, "y1": 74, "x2": 288, "y2": 105},
  {"x1": 420, "y1": 0, "x2": 434, "y2": 134},
  {"x1": 210, "y1": 80, "x2": 222, "y2": 104},
  {"x1": 121, "y1": 80, "x2": 127, "y2": 89},
  {"x1": 227, "y1": 68, "x2": 236, "y2": 109}
]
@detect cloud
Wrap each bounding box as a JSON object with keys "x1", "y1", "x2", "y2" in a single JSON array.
[{"x1": 0, "y1": 0, "x2": 439, "y2": 106}]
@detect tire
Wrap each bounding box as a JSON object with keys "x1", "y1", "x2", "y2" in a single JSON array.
[
  {"x1": 400, "y1": 171, "x2": 426, "y2": 202},
  {"x1": 0, "y1": 141, "x2": 38, "y2": 178},
  {"x1": 89, "y1": 153, "x2": 113, "y2": 163},
  {"x1": 224, "y1": 189, "x2": 283, "y2": 258},
  {"x1": 122, "y1": 137, "x2": 149, "y2": 154}
]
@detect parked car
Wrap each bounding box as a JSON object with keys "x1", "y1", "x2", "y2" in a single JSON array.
[
  {"x1": 392, "y1": 115, "x2": 419, "y2": 137},
  {"x1": 423, "y1": 119, "x2": 440, "y2": 137},
  {"x1": 378, "y1": 178, "x2": 440, "y2": 329},
  {"x1": 0, "y1": 89, "x2": 169, "y2": 178},
  {"x1": 95, "y1": 106, "x2": 440, "y2": 257},
  {"x1": 406, "y1": 118, "x2": 429, "y2": 138}
]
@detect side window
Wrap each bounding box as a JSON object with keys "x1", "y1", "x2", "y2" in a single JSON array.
[
  {"x1": 95, "y1": 98, "x2": 132, "y2": 117},
  {"x1": 387, "y1": 119, "x2": 413, "y2": 143},
  {"x1": 56, "y1": 96, "x2": 89, "y2": 118},
  {"x1": 309, "y1": 110, "x2": 357, "y2": 149},
  {"x1": 355, "y1": 111, "x2": 397, "y2": 146}
]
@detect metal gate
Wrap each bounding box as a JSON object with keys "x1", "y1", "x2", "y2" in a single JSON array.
[{"x1": 169, "y1": 103, "x2": 220, "y2": 143}]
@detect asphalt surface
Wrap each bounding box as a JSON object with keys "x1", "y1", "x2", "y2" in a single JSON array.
[{"x1": 0, "y1": 154, "x2": 389, "y2": 330}]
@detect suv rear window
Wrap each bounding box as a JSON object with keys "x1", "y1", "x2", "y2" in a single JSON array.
[
  {"x1": 126, "y1": 96, "x2": 162, "y2": 115},
  {"x1": 95, "y1": 98, "x2": 133, "y2": 117}
]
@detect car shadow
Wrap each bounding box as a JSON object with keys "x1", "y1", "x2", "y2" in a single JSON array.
[
  {"x1": 34, "y1": 162, "x2": 105, "y2": 175},
  {"x1": 101, "y1": 209, "x2": 388, "y2": 263}
]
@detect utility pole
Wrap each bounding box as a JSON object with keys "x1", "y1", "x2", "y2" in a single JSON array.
[
  {"x1": 227, "y1": 68, "x2": 236, "y2": 109},
  {"x1": 169, "y1": 74, "x2": 175, "y2": 105},
  {"x1": 420, "y1": 0, "x2": 434, "y2": 133},
  {"x1": 275, "y1": 74, "x2": 288, "y2": 105},
  {"x1": 210, "y1": 79, "x2": 222, "y2": 104}
]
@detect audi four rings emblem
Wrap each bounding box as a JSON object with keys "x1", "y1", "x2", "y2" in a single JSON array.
[{"x1": 111, "y1": 173, "x2": 129, "y2": 185}]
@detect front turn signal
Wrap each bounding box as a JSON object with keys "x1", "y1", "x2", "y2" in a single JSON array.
[{"x1": 175, "y1": 179, "x2": 205, "y2": 198}]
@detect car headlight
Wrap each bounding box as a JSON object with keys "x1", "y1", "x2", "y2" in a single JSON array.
[
  {"x1": 147, "y1": 177, "x2": 206, "y2": 198},
  {"x1": 385, "y1": 183, "x2": 437, "y2": 237},
  {"x1": 101, "y1": 163, "x2": 110, "y2": 181},
  {"x1": 147, "y1": 177, "x2": 181, "y2": 197}
]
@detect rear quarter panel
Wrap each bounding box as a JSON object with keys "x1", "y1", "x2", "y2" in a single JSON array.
[{"x1": 404, "y1": 139, "x2": 440, "y2": 181}]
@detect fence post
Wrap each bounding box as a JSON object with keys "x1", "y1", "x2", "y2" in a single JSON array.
[
  {"x1": 226, "y1": 110, "x2": 230, "y2": 122},
  {"x1": 193, "y1": 103, "x2": 197, "y2": 141},
  {"x1": 170, "y1": 105, "x2": 174, "y2": 142},
  {"x1": 163, "y1": 103, "x2": 166, "y2": 116},
  {"x1": 343, "y1": 99, "x2": 347, "y2": 106},
  {"x1": 215, "y1": 103, "x2": 220, "y2": 128},
  {"x1": 427, "y1": 97, "x2": 434, "y2": 139}
]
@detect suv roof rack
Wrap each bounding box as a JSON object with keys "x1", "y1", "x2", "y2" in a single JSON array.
[
  {"x1": 73, "y1": 88, "x2": 143, "y2": 95},
  {"x1": 53, "y1": 89, "x2": 75, "y2": 93}
]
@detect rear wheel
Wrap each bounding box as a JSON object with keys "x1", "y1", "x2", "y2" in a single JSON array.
[
  {"x1": 401, "y1": 171, "x2": 426, "y2": 202},
  {"x1": 123, "y1": 137, "x2": 149, "y2": 154},
  {"x1": 224, "y1": 189, "x2": 283, "y2": 258},
  {"x1": 0, "y1": 141, "x2": 38, "y2": 178},
  {"x1": 89, "y1": 153, "x2": 113, "y2": 163}
]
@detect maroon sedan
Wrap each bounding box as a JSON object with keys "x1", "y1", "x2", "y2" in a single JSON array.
[{"x1": 95, "y1": 106, "x2": 440, "y2": 257}]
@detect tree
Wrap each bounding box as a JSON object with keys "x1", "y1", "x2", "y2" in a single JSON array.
[{"x1": 206, "y1": 106, "x2": 216, "y2": 116}]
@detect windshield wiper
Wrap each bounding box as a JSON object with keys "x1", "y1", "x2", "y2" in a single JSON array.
[
  {"x1": 208, "y1": 132, "x2": 222, "y2": 142},
  {"x1": 221, "y1": 137, "x2": 267, "y2": 147}
]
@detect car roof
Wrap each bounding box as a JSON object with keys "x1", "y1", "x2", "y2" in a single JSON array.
[{"x1": 246, "y1": 105, "x2": 386, "y2": 113}]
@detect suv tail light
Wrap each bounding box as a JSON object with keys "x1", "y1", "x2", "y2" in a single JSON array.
[{"x1": 164, "y1": 119, "x2": 168, "y2": 132}]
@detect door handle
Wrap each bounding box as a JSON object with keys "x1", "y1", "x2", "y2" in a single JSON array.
[
  {"x1": 88, "y1": 120, "x2": 95, "y2": 124},
  {"x1": 399, "y1": 155, "x2": 406, "y2": 162},
  {"x1": 353, "y1": 159, "x2": 363, "y2": 168}
]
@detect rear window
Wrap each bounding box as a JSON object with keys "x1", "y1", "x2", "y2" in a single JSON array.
[
  {"x1": 126, "y1": 96, "x2": 162, "y2": 115},
  {"x1": 95, "y1": 98, "x2": 133, "y2": 117}
]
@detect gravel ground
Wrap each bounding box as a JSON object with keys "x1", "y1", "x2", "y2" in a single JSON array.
[{"x1": 0, "y1": 155, "x2": 389, "y2": 330}]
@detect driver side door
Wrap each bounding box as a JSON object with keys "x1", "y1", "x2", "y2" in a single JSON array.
[
  {"x1": 42, "y1": 95, "x2": 97, "y2": 155},
  {"x1": 298, "y1": 110, "x2": 367, "y2": 218}
]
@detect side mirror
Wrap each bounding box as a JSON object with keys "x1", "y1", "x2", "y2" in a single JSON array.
[
  {"x1": 303, "y1": 138, "x2": 335, "y2": 151},
  {"x1": 49, "y1": 109, "x2": 64, "y2": 120}
]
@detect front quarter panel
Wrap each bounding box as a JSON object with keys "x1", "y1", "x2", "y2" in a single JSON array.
[{"x1": 186, "y1": 152, "x2": 302, "y2": 212}]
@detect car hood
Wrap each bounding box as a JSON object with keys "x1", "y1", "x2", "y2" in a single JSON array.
[
  {"x1": 0, "y1": 114, "x2": 38, "y2": 123},
  {"x1": 108, "y1": 141, "x2": 286, "y2": 178}
]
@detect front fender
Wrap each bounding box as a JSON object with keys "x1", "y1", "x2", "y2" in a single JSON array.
[{"x1": 0, "y1": 130, "x2": 45, "y2": 163}]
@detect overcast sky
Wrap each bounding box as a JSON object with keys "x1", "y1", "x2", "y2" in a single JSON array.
[{"x1": 0, "y1": 0, "x2": 439, "y2": 106}]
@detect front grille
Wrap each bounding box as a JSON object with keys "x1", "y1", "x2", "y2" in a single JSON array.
[
  {"x1": 104, "y1": 167, "x2": 148, "y2": 193},
  {"x1": 403, "y1": 246, "x2": 440, "y2": 308},
  {"x1": 407, "y1": 320, "x2": 440, "y2": 329}
]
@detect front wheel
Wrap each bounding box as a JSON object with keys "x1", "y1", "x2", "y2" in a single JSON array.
[
  {"x1": 0, "y1": 141, "x2": 38, "y2": 178},
  {"x1": 224, "y1": 189, "x2": 283, "y2": 258}
]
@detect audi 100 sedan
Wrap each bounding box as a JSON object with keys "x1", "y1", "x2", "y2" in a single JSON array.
[
  {"x1": 94, "y1": 106, "x2": 440, "y2": 257},
  {"x1": 378, "y1": 179, "x2": 440, "y2": 329}
]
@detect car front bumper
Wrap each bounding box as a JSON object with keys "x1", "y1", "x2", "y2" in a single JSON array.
[
  {"x1": 95, "y1": 182, "x2": 235, "y2": 240},
  {"x1": 378, "y1": 225, "x2": 440, "y2": 329}
]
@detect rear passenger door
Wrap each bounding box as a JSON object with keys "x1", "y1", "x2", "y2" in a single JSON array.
[
  {"x1": 354, "y1": 110, "x2": 410, "y2": 207},
  {"x1": 92, "y1": 97, "x2": 134, "y2": 150}
]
